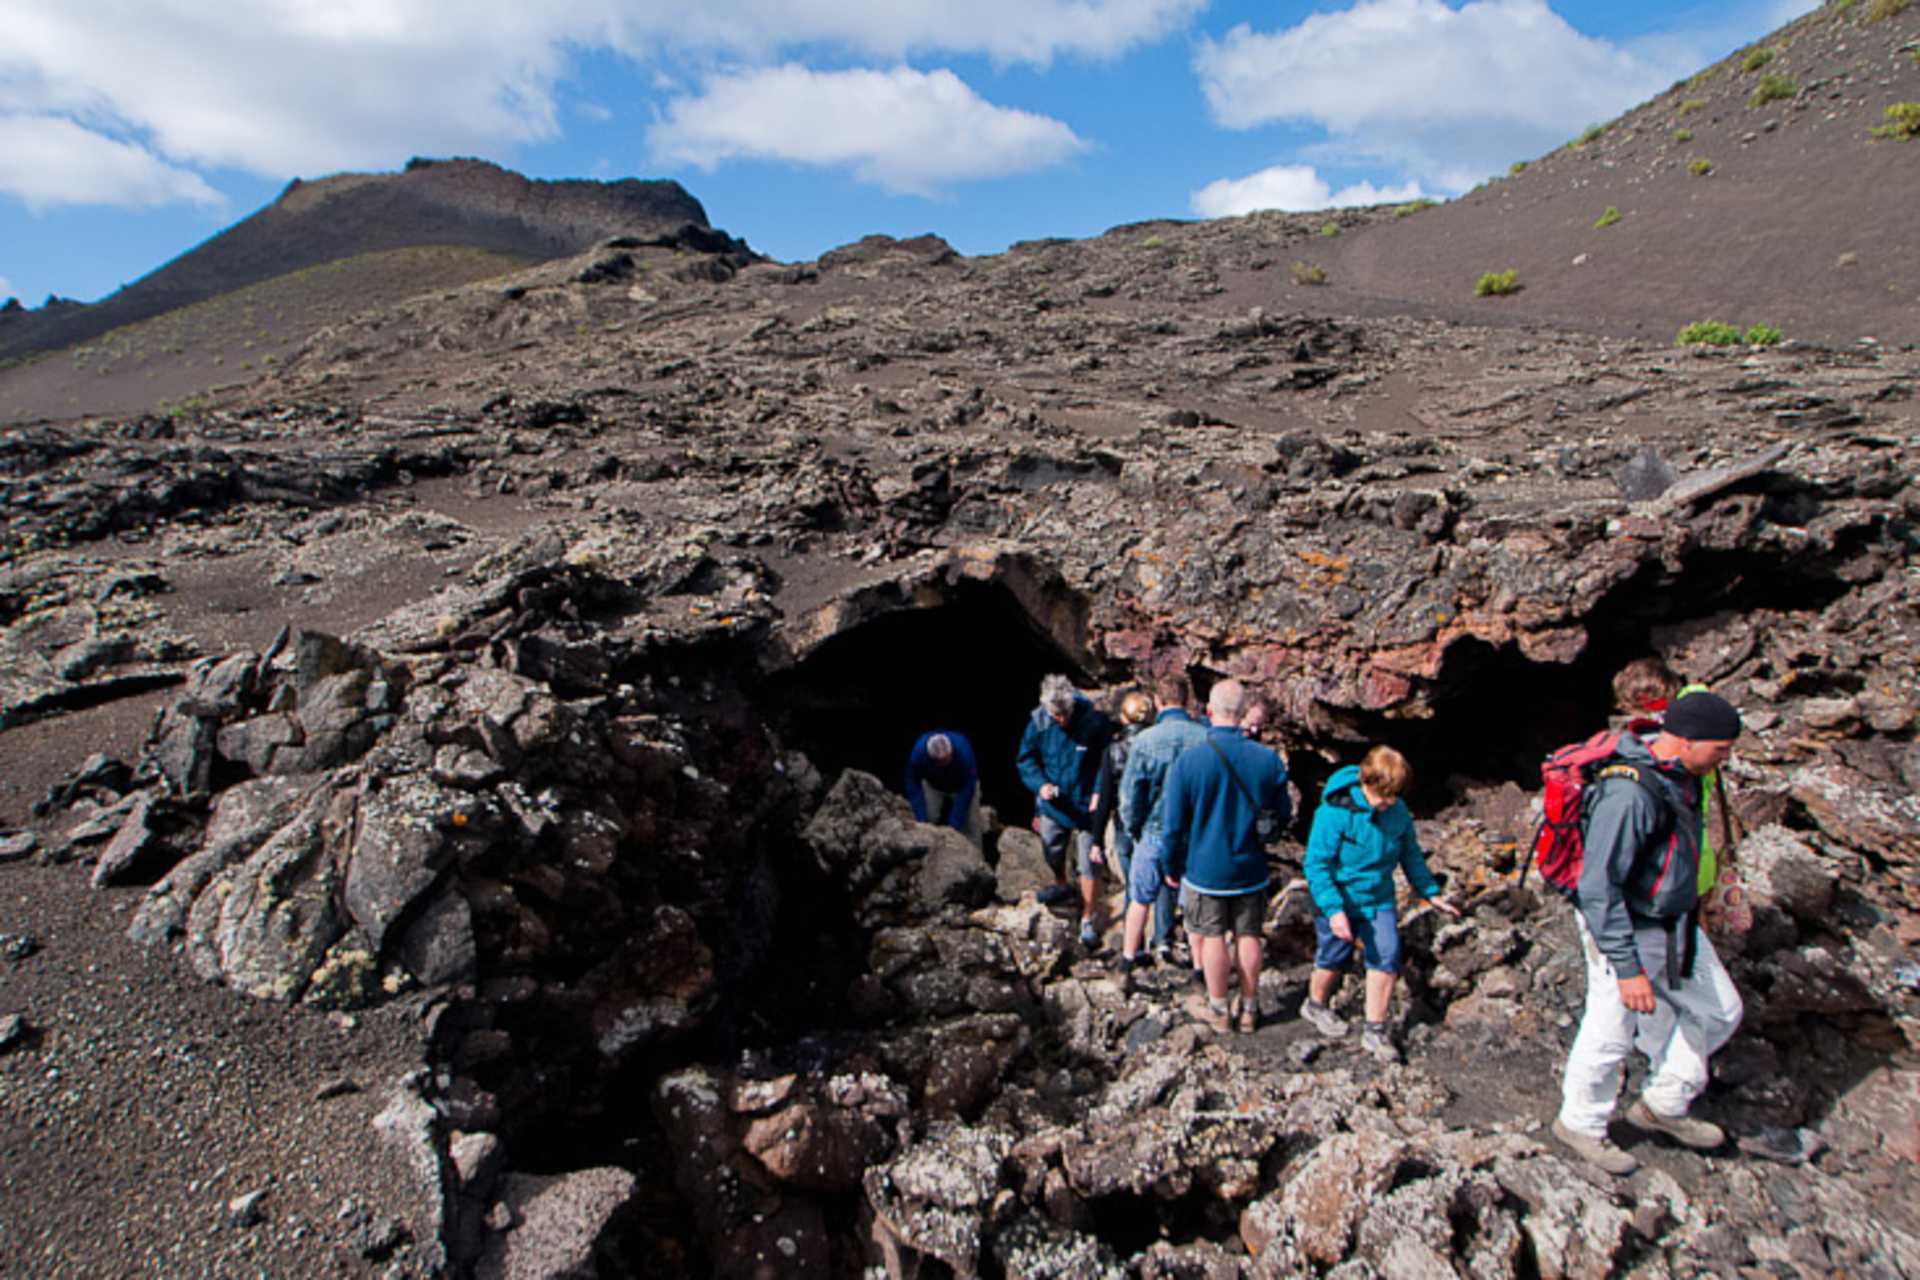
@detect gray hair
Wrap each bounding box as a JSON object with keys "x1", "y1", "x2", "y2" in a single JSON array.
[
  {"x1": 1040, "y1": 674, "x2": 1078, "y2": 714},
  {"x1": 927, "y1": 734, "x2": 953, "y2": 762}
]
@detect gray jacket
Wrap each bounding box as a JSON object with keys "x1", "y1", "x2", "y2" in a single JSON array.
[{"x1": 1575, "y1": 732, "x2": 1705, "y2": 978}]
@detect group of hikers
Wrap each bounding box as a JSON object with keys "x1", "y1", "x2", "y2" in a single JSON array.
[{"x1": 904, "y1": 658, "x2": 1747, "y2": 1177}]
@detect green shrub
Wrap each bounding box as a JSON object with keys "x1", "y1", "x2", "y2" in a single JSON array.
[
  {"x1": 1509, "y1": 160, "x2": 1529, "y2": 175},
  {"x1": 1745, "y1": 324, "x2": 1784, "y2": 346},
  {"x1": 1677, "y1": 98, "x2": 1707, "y2": 115},
  {"x1": 1830, "y1": 0, "x2": 1858, "y2": 12},
  {"x1": 1291, "y1": 261, "x2": 1328, "y2": 286},
  {"x1": 1593, "y1": 206, "x2": 1622, "y2": 229},
  {"x1": 1140, "y1": 234, "x2": 1165, "y2": 248},
  {"x1": 1742, "y1": 48, "x2": 1776, "y2": 72},
  {"x1": 1319, "y1": 222, "x2": 1340, "y2": 237},
  {"x1": 1750, "y1": 74, "x2": 1797, "y2": 107},
  {"x1": 1475, "y1": 269, "x2": 1521, "y2": 297},
  {"x1": 1867, "y1": 0, "x2": 1909, "y2": 19},
  {"x1": 1574, "y1": 123, "x2": 1607, "y2": 147},
  {"x1": 1673, "y1": 128, "x2": 1694, "y2": 143},
  {"x1": 1677, "y1": 320, "x2": 1743, "y2": 346},
  {"x1": 1689, "y1": 157, "x2": 1715, "y2": 176},
  {"x1": 1394, "y1": 198, "x2": 1438, "y2": 217},
  {"x1": 1870, "y1": 102, "x2": 1920, "y2": 139}
]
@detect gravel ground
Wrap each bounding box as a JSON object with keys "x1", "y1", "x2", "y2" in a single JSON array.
[{"x1": 0, "y1": 858, "x2": 437, "y2": 1277}]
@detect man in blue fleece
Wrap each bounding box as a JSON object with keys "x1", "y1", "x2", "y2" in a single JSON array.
[
  {"x1": 1018, "y1": 674, "x2": 1114, "y2": 947},
  {"x1": 903, "y1": 730, "x2": 981, "y2": 847},
  {"x1": 1159, "y1": 679, "x2": 1291, "y2": 1033},
  {"x1": 1300, "y1": 746, "x2": 1458, "y2": 1063}
]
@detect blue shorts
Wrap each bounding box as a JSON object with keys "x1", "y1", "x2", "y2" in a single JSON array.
[
  {"x1": 1127, "y1": 833, "x2": 1167, "y2": 906},
  {"x1": 1313, "y1": 906, "x2": 1403, "y2": 974}
]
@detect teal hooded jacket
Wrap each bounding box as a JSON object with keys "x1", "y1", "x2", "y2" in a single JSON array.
[{"x1": 1303, "y1": 765, "x2": 1441, "y2": 918}]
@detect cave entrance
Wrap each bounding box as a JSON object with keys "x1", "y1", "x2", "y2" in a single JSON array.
[
  {"x1": 764, "y1": 580, "x2": 1093, "y2": 828},
  {"x1": 1294, "y1": 544, "x2": 1856, "y2": 817}
]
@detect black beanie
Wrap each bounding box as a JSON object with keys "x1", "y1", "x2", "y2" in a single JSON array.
[{"x1": 1664, "y1": 691, "x2": 1742, "y2": 741}]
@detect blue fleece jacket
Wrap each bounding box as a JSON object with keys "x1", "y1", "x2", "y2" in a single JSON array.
[
  {"x1": 1160, "y1": 726, "x2": 1290, "y2": 894},
  {"x1": 1117, "y1": 708, "x2": 1209, "y2": 842},
  {"x1": 1017, "y1": 697, "x2": 1113, "y2": 830},
  {"x1": 903, "y1": 730, "x2": 978, "y2": 829},
  {"x1": 1303, "y1": 765, "x2": 1440, "y2": 918}
]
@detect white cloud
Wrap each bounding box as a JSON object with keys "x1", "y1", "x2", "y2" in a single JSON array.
[
  {"x1": 0, "y1": 115, "x2": 222, "y2": 211},
  {"x1": 0, "y1": 0, "x2": 1192, "y2": 211},
  {"x1": 0, "y1": 275, "x2": 13, "y2": 300},
  {"x1": 1191, "y1": 165, "x2": 1423, "y2": 218},
  {"x1": 650, "y1": 65, "x2": 1087, "y2": 194},
  {"x1": 1194, "y1": 0, "x2": 1696, "y2": 192}
]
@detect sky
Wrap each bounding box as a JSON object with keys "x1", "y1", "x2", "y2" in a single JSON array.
[{"x1": 0, "y1": 0, "x2": 1820, "y2": 308}]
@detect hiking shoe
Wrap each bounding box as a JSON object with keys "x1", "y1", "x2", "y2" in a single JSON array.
[
  {"x1": 1626, "y1": 1100, "x2": 1726, "y2": 1151},
  {"x1": 1079, "y1": 920, "x2": 1101, "y2": 949},
  {"x1": 1553, "y1": 1120, "x2": 1639, "y2": 1176},
  {"x1": 1361, "y1": 1025, "x2": 1399, "y2": 1064},
  {"x1": 1037, "y1": 884, "x2": 1073, "y2": 906},
  {"x1": 1153, "y1": 943, "x2": 1174, "y2": 964},
  {"x1": 1299, "y1": 999, "x2": 1347, "y2": 1039},
  {"x1": 1236, "y1": 1003, "x2": 1259, "y2": 1034},
  {"x1": 1185, "y1": 992, "x2": 1232, "y2": 1034}
]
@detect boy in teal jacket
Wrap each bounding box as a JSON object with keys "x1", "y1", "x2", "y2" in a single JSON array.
[{"x1": 1300, "y1": 746, "x2": 1457, "y2": 1061}]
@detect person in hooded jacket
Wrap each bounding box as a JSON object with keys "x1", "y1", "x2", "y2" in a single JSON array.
[
  {"x1": 1553, "y1": 691, "x2": 1745, "y2": 1177},
  {"x1": 1017, "y1": 674, "x2": 1114, "y2": 947},
  {"x1": 1299, "y1": 746, "x2": 1458, "y2": 1062}
]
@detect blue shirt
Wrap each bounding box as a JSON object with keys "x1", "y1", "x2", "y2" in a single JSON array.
[
  {"x1": 904, "y1": 731, "x2": 978, "y2": 828},
  {"x1": 1160, "y1": 726, "x2": 1291, "y2": 895},
  {"x1": 1117, "y1": 708, "x2": 1209, "y2": 842}
]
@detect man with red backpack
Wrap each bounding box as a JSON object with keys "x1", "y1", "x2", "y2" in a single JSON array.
[{"x1": 1552, "y1": 690, "x2": 1746, "y2": 1175}]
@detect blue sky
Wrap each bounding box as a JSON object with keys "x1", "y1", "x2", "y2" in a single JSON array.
[{"x1": 0, "y1": 0, "x2": 1816, "y2": 307}]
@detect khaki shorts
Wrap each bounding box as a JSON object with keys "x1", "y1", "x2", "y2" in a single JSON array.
[{"x1": 1181, "y1": 884, "x2": 1268, "y2": 938}]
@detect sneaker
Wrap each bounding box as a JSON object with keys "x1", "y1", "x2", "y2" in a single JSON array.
[
  {"x1": 1037, "y1": 884, "x2": 1073, "y2": 906},
  {"x1": 1552, "y1": 1119, "x2": 1640, "y2": 1176},
  {"x1": 1079, "y1": 920, "x2": 1101, "y2": 949},
  {"x1": 1361, "y1": 1024, "x2": 1399, "y2": 1064},
  {"x1": 1185, "y1": 992, "x2": 1232, "y2": 1034},
  {"x1": 1625, "y1": 1099, "x2": 1726, "y2": 1151},
  {"x1": 1299, "y1": 999, "x2": 1347, "y2": 1039},
  {"x1": 1152, "y1": 942, "x2": 1174, "y2": 964}
]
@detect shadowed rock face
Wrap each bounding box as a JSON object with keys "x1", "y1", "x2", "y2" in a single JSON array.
[{"x1": 5, "y1": 65, "x2": 1920, "y2": 1277}]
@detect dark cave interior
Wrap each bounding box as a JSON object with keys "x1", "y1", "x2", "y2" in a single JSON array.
[{"x1": 763, "y1": 579, "x2": 1095, "y2": 829}]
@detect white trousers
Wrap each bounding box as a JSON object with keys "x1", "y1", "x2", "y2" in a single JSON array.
[{"x1": 1558, "y1": 911, "x2": 1743, "y2": 1137}]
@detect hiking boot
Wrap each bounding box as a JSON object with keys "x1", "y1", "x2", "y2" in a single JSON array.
[
  {"x1": 1236, "y1": 1002, "x2": 1259, "y2": 1034},
  {"x1": 1626, "y1": 1100, "x2": 1726, "y2": 1151},
  {"x1": 1037, "y1": 884, "x2": 1073, "y2": 907},
  {"x1": 1152, "y1": 942, "x2": 1174, "y2": 964},
  {"x1": 1112, "y1": 952, "x2": 1141, "y2": 992},
  {"x1": 1361, "y1": 1024, "x2": 1399, "y2": 1064},
  {"x1": 1299, "y1": 999, "x2": 1347, "y2": 1039},
  {"x1": 1553, "y1": 1120, "x2": 1640, "y2": 1176},
  {"x1": 1185, "y1": 992, "x2": 1232, "y2": 1034},
  {"x1": 1079, "y1": 919, "x2": 1101, "y2": 949}
]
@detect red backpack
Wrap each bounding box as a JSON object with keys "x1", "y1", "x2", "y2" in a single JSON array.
[{"x1": 1525, "y1": 730, "x2": 1663, "y2": 895}]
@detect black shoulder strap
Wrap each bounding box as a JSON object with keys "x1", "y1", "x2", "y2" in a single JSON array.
[{"x1": 1206, "y1": 738, "x2": 1262, "y2": 810}]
